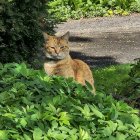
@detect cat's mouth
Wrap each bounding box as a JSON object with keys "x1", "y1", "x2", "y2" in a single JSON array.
[
  {"x1": 52, "y1": 55, "x2": 64, "y2": 60},
  {"x1": 45, "y1": 53, "x2": 65, "y2": 60}
]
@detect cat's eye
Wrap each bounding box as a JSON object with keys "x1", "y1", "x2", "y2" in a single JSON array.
[
  {"x1": 60, "y1": 46, "x2": 65, "y2": 49},
  {"x1": 50, "y1": 46, "x2": 55, "y2": 49}
]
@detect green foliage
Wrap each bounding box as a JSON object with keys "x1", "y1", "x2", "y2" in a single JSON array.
[
  {"x1": 94, "y1": 64, "x2": 131, "y2": 94},
  {"x1": 130, "y1": 0, "x2": 140, "y2": 12},
  {"x1": 48, "y1": 0, "x2": 140, "y2": 20},
  {"x1": 0, "y1": 0, "x2": 54, "y2": 65},
  {"x1": 0, "y1": 63, "x2": 140, "y2": 139},
  {"x1": 121, "y1": 60, "x2": 140, "y2": 107}
]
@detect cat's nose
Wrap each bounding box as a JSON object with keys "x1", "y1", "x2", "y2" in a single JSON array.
[
  {"x1": 55, "y1": 49, "x2": 60, "y2": 54},
  {"x1": 55, "y1": 51, "x2": 59, "y2": 55}
]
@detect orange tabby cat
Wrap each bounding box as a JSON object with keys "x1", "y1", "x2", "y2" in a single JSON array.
[{"x1": 43, "y1": 32, "x2": 95, "y2": 94}]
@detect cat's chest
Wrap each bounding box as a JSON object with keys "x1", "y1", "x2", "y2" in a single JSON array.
[
  {"x1": 44, "y1": 59, "x2": 74, "y2": 77},
  {"x1": 44, "y1": 61, "x2": 57, "y2": 75}
]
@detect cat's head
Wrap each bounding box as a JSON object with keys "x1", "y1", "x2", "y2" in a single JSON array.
[{"x1": 43, "y1": 32, "x2": 70, "y2": 60}]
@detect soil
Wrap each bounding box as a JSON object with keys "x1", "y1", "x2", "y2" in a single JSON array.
[{"x1": 55, "y1": 14, "x2": 140, "y2": 68}]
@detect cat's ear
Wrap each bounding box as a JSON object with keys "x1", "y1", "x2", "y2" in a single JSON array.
[
  {"x1": 61, "y1": 31, "x2": 70, "y2": 41},
  {"x1": 43, "y1": 32, "x2": 50, "y2": 42}
]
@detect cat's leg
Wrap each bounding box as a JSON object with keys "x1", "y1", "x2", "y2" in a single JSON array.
[{"x1": 75, "y1": 71, "x2": 85, "y2": 85}]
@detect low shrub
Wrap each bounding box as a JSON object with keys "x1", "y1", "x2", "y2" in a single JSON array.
[
  {"x1": 121, "y1": 59, "x2": 140, "y2": 108},
  {"x1": 130, "y1": 0, "x2": 140, "y2": 12},
  {"x1": 94, "y1": 64, "x2": 131, "y2": 94},
  {"x1": 0, "y1": 0, "x2": 54, "y2": 65},
  {"x1": 0, "y1": 63, "x2": 140, "y2": 139},
  {"x1": 48, "y1": 0, "x2": 140, "y2": 21}
]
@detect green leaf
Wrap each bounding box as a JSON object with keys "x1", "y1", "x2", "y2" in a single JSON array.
[
  {"x1": 85, "y1": 80, "x2": 93, "y2": 91},
  {"x1": 20, "y1": 118, "x2": 27, "y2": 127},
  {"x1": 33, "y1": 128, "x2": 43, "y2": 140},
  {"x1": 23, "y1": 134, "x2": 31, "y2": 140},
  {"x1": 116, "y1": 132, "x2": 127, "y2": 140},
  {"x1": 83, "y1": 104, "x2": 91, "y2": 119},
  {"x1": 47, "y1": 129, "x2": 68, "y2": 140},
  {"x1": 79, "y1": 128, "x2": 91, "y2": 140},
  {"x1": 2, "y1": 113, "x2": 16, "y2": 118},
  {"x1": 31, "y1": 114, "x2": 39, "y2": 121},
  {"x1": 89, "y1": 105, "x2": 104, "y2": 119},
  {"x1": 102, "y1": 121, "x2": 118, "y2": 137},
  {"x1": 110, "y1": 105, "x2": 119, "y2": 120},
  {"x1": 0, "y1": 130, "x2": 8, "y2": 140},
  {"x1": 52, "y1": 120, "x2": 58, "y2": 130},
  {"x1": 107, "y1": 121, "x2": 118, "y2": 132},
  {"x1": 43, "y1": 136, "x2": 49, "y2": 140},
  {"x1": 59, "y1": 112, "x2": 71, "y2": 125},
  {"x1": 102, "y1": 126, "x2": 112, "y2": 137},
  {"x1": 47, "y1": 104, "x2": 57, "y2": 113},
  {"x1": 116, "y1": 120, "x2": 128, "y2": 131},
  {"x1": 134, "y1": 78, "x2": 140, "y2": 84},
  {"x1": 15, "y1": 63, "x2": 29, "y2": 77}
]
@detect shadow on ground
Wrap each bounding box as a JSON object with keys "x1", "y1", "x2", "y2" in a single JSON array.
[
  {"x1": 70, "y1": 51, "x2": 119, "y2": 68},
  {"x1": 68, "y1": 31, "x2": 140, "y2": 67},
  {"x1": 69, "y1": 31, "x2": 140, "y2": 43},
  {"x1": 69, "y1": 35, "x2": 120, "y2": 67},
  {"x1": 69, "y1": 36, "x2": 94, "y2": 42}
]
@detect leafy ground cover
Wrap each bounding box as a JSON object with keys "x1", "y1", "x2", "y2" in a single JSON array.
[
  {"x1": 120, "y1": 60, "x2": 140, "y2": 108},
  {"x1": 0, "y1": 63, "x2": 140, "y2": 139},
  {"x1": 94, "y1": 64, "x2": 131, "y2": 94},
  {"x1": 48, "y1": 0, "x2": 140, "y2": 21},
  {"x1": 95, "y1": 63, "x2": 140, "y2": 109}
]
